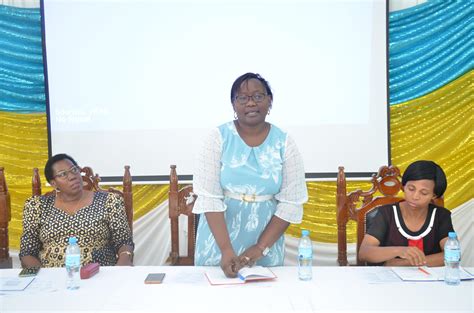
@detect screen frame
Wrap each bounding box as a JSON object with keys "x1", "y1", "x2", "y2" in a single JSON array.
[{"x1": 40, "y1": 0, "x2": 390, "y2": 183}]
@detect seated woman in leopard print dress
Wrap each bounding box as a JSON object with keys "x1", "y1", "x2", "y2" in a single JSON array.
[{"x1": 19, "y1": 154, "x2": 134, "y2": 268}]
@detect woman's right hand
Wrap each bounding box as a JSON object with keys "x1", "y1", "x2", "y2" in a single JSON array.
[
  {"x1": 20, "y1": 255, "x2": 42, "y2": 269},
  {"x1": 220, "y1": 248, "x2": 241, "y2": 278},
  {"x1": 398, "y1": 246, "x2": 427, "y2": 266}
]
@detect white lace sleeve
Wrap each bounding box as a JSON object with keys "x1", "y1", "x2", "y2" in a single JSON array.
[
  {"x1": 274, "y1": 134, "x2": 308, "y2": 223},
  {"x1": 192, "y1": 128, "x2": 226, "y2": 213}
]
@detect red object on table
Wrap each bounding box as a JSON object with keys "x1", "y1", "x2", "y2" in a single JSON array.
[{"x1": 80, "y1": 263, "x2": 100, "y2": 279}]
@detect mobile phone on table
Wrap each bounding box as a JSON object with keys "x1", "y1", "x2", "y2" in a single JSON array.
[
  {"x1": 144, "y1": 273, "x2": 166, "y2": 284},
  {"x1": 19, "y1": 267, "x2": 40, "y2": 277}
]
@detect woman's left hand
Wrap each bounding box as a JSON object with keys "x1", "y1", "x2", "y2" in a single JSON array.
[{"x1": 238, "y1": 245, "x2": 264, "y2": 267}]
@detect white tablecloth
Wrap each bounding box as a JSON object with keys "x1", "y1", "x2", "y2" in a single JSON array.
[{"x1": 1, "y1": 266, "x2": 472, "y2": 313}]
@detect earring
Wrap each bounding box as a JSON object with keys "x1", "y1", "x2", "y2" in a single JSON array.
[
  {"x1": 234, "y1": 111, "x2": 237, "y2": 119},
  {"x1": 55, "y1": 187, "x2": 60, "y2": 193},
  {"x1": 267, "y1": 109, "x2": 271, "y2": 116}
]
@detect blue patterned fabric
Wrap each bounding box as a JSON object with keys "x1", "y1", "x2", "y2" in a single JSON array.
[
  {"x1": 194, "y1": 122, "x2": 288, "y2": 266},
  {"x1": 389, "y1": 1, "x2": 473, "y2": 104},
  {"x1": 0, "y1": 5, "x2": 44, "y2": 112}
]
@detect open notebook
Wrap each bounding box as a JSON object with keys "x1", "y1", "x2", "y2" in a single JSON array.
[
  {"x1": 205, "y1": 266, "x2": 277, "y2": 285},
  {"x1": 391, "y1": 266, "x2": 474, "y2": 282}
]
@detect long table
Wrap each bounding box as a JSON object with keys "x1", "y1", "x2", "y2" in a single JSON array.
[{"x1": 1, "y1": 266, "x2": 472, "y2": 312}]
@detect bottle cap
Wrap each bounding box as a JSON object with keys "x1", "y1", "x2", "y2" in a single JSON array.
[
  {"x1": 68, "y1": 236, "x2": 78, "y2": 244},
  {"x1": 302, "y1": 229, "x2": 310, "y2": 236},
  {"x1": 448, "y1": 231, "x2": 456, "y2": 239}
]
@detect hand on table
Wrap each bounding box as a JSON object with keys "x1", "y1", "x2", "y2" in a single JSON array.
[
  {"x1": 220, "y1": 249, "x2": 241, "y2": 278},
  {"x1": 399, "y1": 246, "x2": 426, "y2": 266}
]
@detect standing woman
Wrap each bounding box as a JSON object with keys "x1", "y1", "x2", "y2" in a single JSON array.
[
  {"x1": 192, "y1": 73, "x2": 308, "y2": 277},
  {"x1": 20, "y1": 154, "x2": 134, "y2": 268}
]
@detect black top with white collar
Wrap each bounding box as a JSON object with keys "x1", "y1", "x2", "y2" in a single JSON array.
[{"x1": 366, "y1": 202, "x2": 454, "y2": 265}]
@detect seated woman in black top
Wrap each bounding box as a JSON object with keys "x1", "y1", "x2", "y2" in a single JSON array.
[{"x1": 359, "y1": 160, "x2": 454, "y2": 266}]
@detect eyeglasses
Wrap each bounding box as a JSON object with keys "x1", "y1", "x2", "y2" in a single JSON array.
[
  {"x1": 54, "y1": 166, "x2": 80, "y2": 179},
  {"x1": 234, "y1": 93, "x2": 267, "y2": 105}
]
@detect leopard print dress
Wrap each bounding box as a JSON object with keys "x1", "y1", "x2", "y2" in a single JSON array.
[{"x1": 19, "y1": 192, "x2": 133, "y2": 267}]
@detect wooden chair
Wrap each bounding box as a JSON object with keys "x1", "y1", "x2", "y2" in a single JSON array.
[
  {"x1": 0, "y1": 167, "x2": 12, "y2": 268},
  {"x1": 168, "y1": 165, "x2": 198, "y2": 265},
  {"x1": 32, "y1": 166, "x2": 133, "y2": 232},
  {"x1": 336, "y1": 165, "x2": 443, "y2": 266}
]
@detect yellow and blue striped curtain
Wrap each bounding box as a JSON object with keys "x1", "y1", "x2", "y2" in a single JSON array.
[{"x1": 0, "y1": 1, "x2": 472, "y2": 249}]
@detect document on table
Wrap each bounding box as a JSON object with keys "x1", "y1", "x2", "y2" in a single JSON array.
[
  {"x1": 391, "y1": 266, "x2": 474, "y2": 281},
  {"x1": 361, "y1": 268, "x2": 402, "y2": 284},
  {"x1": 0, "y1": 277, "x2": 35, "y2": 291}
]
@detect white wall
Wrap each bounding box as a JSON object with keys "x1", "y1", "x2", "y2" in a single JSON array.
[
  {"x1": 389, "y1": 0, "x2": 427, "y2": 12},
  {"x1": 1, "y1": 0, "x2": 38, "y2": 7}
]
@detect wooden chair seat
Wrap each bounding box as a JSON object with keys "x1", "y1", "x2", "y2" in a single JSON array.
[{"x1": 168, "y1": 165, "x2": 198, "y2": 265}]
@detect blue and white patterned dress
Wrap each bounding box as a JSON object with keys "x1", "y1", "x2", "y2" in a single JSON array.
[{"x1": 193, "y1": 121, "x2": 308, "y2": 266}]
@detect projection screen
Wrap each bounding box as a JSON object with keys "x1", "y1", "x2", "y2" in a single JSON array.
[{"x1": 41, "y1": 0, "x2": 389, "y2": 183}]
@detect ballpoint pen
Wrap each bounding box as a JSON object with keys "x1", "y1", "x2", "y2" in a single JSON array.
[{"x1": 418, "y1": 267, "x2": 431, "y2": 276}]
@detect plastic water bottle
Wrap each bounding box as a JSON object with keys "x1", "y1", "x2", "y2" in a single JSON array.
[
  {"x1": 298, "y1": 229, "x2": 313, "y2": 281},
  {"x1": 65, "y1": 236, "x2": 81, "y2": 290},
  {"x1": 444, "y1": 231, "x2": 461, "y2": 286}
]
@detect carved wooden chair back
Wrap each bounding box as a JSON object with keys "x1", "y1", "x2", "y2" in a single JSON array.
[{"x1": 168, "y1": 165, "x2": 198, "y2": 265}]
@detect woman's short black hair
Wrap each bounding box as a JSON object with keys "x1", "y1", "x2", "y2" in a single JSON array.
[
  {"x1": 230, "y1": 72, "x2": 273, "y2": 103},
  {"x1": 402, "y1": 160, "x2": 447, "y2": 198},
  {"x1": 44, "y1": 153, "x2": 78, "y2": 183}
]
